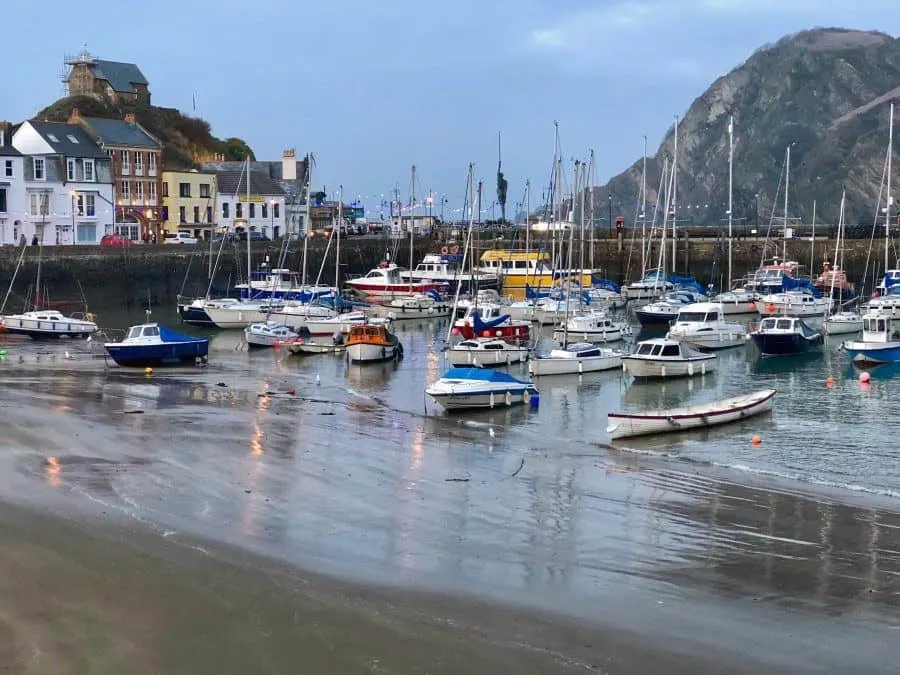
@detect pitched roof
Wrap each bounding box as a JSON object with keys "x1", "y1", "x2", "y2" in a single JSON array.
[
  {"x1": 92, "y1": 60, "x2": 148, "y2": 94},
  {"x1": 28, "y1": 121, "x2": 107, "y2": 158},
  {"x1": 81, "y1": 116, "x2": 161, "y2": 149},
  {"x1": 213, "y1": 169, "x2": 285, "y2": 197},
  {"x1": 0, "y1": 125, "x2": 20, "y2": 156}
]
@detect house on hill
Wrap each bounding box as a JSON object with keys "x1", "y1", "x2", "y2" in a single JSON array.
[{"x1": 63, "y1": 51, "x2": 150, "y2": 106}]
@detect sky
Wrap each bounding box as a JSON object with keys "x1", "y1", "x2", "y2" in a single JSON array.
[{"x1": 3, "y1": 0, "x2": 898, "y2": 219}]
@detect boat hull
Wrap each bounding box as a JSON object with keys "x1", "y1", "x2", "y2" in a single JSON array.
[
  {"x1": 841, "y1": 340, "x2": 900, "y2": 365},
  {"x1": 105, "y1": 341, "x2": 209, "y2": 367},
  {"x1": 345, "y1": 281, "x2": 448, "y2": 299},
  {"x1": 634, "y1": 309, "x2": 678, "y2": 327},
  {"x1": 1, "y1": 316, "x2": 97, "y2": 339},
  {"x1": 622, "y1": 356, "x2": 715, "y2": 379},
  {"x1": 529, "y1": 354, "x2": 622, "y2": 376},
  {"x1": 446, "y1": 347, "x2": 529, "y2": 367},
  {"x1": 288, "y1": 341, "x2": 346, "y2": 355},
  {"x1": 426, "y1": 386, "x2": 535, "y2": 411},
  {"x1": 667, "y1": 330, "x2": 748, "y2": 350},
  {"x1": 606, "y1": 389, "x2": 776, "y2": 440},
  {"x1": 824, "y1": 319, "x2": 863, "y2": 335},
  {"x1": 346, "y1": 341, "x2": 402, "y2": 363},
  {"x1": 552, "y1": 327, "x2": 626, "y2": 343},
  {"x1": 366, "y1": 303, "x2": 453, "y2": 320},
  {"x1": 205, "y1": 306, "x2": 275, "y2": 329},
  {"x1": 750, "y1": 333, "x2": 822, "y2": 356},
  {"x1": 718, "y1": 300, "x2": 757, "y2": 315}
]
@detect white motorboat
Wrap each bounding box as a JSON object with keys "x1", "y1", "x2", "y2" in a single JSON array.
[
  {"x1": 266, "y1": 302, "x2": 337, "y2": 330},
  {"x1": 205, "y1": 301, "x2": 284, "y2": 329},
  {"x1": 244, "y1": 321, "x2": 302, "y2": 348},
  {"x1": 623, "y1": 268, "x2": 674, "y2": 301},
  {"x1": 622, "y1": 338, "x2": 716, "y2": 379},
  {"x1": 178, "y1": 297, "x2": 242, "y2": 326},
  {"x1": 305, "y1": 311, "x2": 391, "y2": 337},
  {"x1": 606, "y1": 389, "x2": 776, "y2": 440},
  {"x1": 425, "y1": 367, "x2": 538, "y2": 411},
  {"x1": 505, "y1": 299, "x2": 538, "y2": 322},
  {"x1": 633, "y1": 291, "x2": 704, "y2": 328},
  {"x1": 713, "y1": 289, "x2": 758, "y2": 315},
  {"x1": 758, "y1": 291, "x2": 831, "y2": 318},
  {"x1": 551, "y1": 311, "x2": 631, "y2": 343},
  {"x1": 455, "y1": 289, "x2": 504, "y2": 319},
  {"x1": 866, "y1": 288, "x2": 900, "y2": 318},
  {"x1": 346, "y1": 263, "x2": 448, "y2": 299},
  {"x1": 529, "y1": 342, "x2": 623, "y2": 376},
  {"x1": 1, "y1": 310, "x2": 97, "y2": 339},
  {"x1": 841, "y1": 309, "x2": 900, "y2": 364},
  {"x1": 400, "y1": 253, "x2": 499, "y2": 293},
  {"x1": 532, "y1": 297, "x2": 573, "y2": 325},
  {"x1": 586, "y1": 285, "x2": 626, "y2": 310},
  {"x1": 288, "y1": 336, "x2": 347, "y2": 356},
  {"x1": 366, "y1": 294, "x2": 452, "y2": 320},
  {"x1": 446, "y1": 337, "x2": 530, "y2": 367},
  {"x1": 666, "y1": 302, "x2": 748, "y2": 350},
  {"x1": 824, "y1": 311, "x2": 863, "y2": 335}
]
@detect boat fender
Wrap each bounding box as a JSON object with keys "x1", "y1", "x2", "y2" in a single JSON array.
[
  {"x1": 701, "y1": 363, "x2": 706, "y2": 375},
  {"x1": 450, "y1": 245, "x2": 459, "y2": 254},
  {"x1": 490, "y1": 391, "x2": 496, "y2": 409},
  {"x1": 688, "y1": 363, "x2": 694, "y2": 376},
  {"x1": 505, "y1": 390, "x2": 512, "y2": 406},
  {"x1": 441, "y1": 246, "x2": 449, "y2": 254}
]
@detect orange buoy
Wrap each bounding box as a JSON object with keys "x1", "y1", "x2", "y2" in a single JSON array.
[
  {"x1": 825, "y1": 376, "x2": 834, "y2": 387},
  {"x1": 751, "y1": 435, "x2": 761, "y2": 446},
  {"x1": 748, "y1": 302, "x2": 756, "y2": 311},
  {"x1": 767, "y1": 304, "x2": 776, "y2": 313},
  {"x1": 859, "y1": 371, "x2": 871, "y2": 383}
]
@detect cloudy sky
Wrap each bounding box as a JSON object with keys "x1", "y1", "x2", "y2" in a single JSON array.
[{"x1": 3, "y1": 0, "x2": 898, "y2": 217}]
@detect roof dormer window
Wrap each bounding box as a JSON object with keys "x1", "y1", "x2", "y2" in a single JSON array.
[
  {"x1": 47, "y1": 134, "x2": 59, "y2": 143},
  {"x1": 67, "y1": 135, "x2": 79, "y2": 143}
]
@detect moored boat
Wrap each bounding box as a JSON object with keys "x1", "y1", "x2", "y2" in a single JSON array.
[
  {"x1": 104, "y1": 323, "x2": 209, "y2": 367},
  {"x1": 666, "y1": 302, "x2": 748, "y2": 350},
  {"x1": 446, "y1": 337, "x2": 530, "y2": 367},
  {"x1": 551, "y1": 311, "x2": 631, "y2": 343},
  {"x1": 1, "y1": 310, "x2": 97, "y2": 339},
  {"x1": 606, "y1": 389, "x2": 776, "y2": 440},
  {"x1": 529, "y1": 342, "x2": 623, "y2": 376},
  {"x1": 345, "y1": 323, "x2": 403, "y2": 363},
  {"x1": 365, "y1": 293, "x2": 452, "y2": 320},
  {"x1": 824, "y1": 311, "x2": 863, "y2": 335},
  {"x1": 451, "y1": 306, "x2": 530, "y2": 344},
  {"x1": 622, "y1": 338, "x2": 716, "y2": 379},
  {"x1": 841, "y1": 309, "x2": 900, "y2": 364},
  {"x1": 713, "y1": 289, "x2": 758, "y2": 315},
  {"x1": 749, "y1": 316, "x2": 823, "y2": 356},
  {"x1": 400, "y1": 253, "x2": 499, "y2": 293},
  {"x1": 346, "y1": 263, "x2": 448, "y2": 299},
  {"x1": 244, "y1": 321, "x2": 304, "y2": 348},
  {"x1": 425, "y1": 367, "x2": 538, "y2": 411}
]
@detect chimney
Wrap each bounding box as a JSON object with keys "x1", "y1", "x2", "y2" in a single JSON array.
[
  {"x1": 124, "y1": 113, "x2": 136, "y2": 124},
  {"x1": 68, "y1": 108, "x2": 81, "y2": 124},
  {"x1": 282, "y1": 148, "x2": 297, "y2": 181}
]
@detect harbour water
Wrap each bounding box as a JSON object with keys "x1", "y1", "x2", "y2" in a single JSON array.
[{"x1": 1, "y1": 306, "x2": 899, "y2": 672}]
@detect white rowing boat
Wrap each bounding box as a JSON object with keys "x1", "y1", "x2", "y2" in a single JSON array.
[{"x1": 606, "y1": 388, "x2": 776, "y2": 440}]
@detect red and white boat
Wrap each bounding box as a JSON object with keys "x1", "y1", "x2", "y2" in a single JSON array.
[
  {"x1": 346, "y1": 263, "x2": 448, "y2": 299},
  {"x1": 451, "y1": 304, "x2": 530, "y2": 344}
]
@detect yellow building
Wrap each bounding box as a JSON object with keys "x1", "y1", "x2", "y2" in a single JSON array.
[{"x1": 161, "y1": 170, "x2": 217, "y2": 239}]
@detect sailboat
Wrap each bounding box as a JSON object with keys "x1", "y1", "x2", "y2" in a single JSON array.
[
  {"x1": 529, "y1": 161, "x2": 623, "y2": 376},
  {"x1": 824, "y1": 191, "x2": 863, "y2": 335}
]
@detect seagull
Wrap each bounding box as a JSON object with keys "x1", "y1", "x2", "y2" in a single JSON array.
[
  {"x1": 316, "y1": 373, "x2": 321, "y2": 385},
  {"x1": 64, "y1": 350, "x2": 72, "y2": 359},
  {"x1": 488, "y1": 427, "x2": 495, "y2": 438}
]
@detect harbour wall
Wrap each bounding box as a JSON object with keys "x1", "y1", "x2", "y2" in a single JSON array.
[{"x1": 0, "y1": 234, "x2": 886, "y2": 311}]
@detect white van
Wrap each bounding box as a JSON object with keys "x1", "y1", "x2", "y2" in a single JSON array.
[{"x1": 164, "y1": 231, "x2": 198, "y2": 245}]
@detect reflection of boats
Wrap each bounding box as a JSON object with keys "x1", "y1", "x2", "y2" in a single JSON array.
[
  {"x1": 346, "y1": 324, "x2": 403, "y2": 363},
  {"x1": 1, "y1": 310, "x2": 97, "y2": 339},
  {"x1": 529, "y1": 342, "x2": 622, "y2": 376},
  {"x1": 750, "y1": 316, "x2": 823, "y2": 356},
  {"x1": 606, "y1": 388, "x2": 776, "y2": 440},
  {"x1": 841, "y1": 310, "x2": 900, "y2": 364},
  {"x1": 104, "y1": 324, "x2": 209, "y2": 367},
  {"x1": 623, "y1": 338, "x2": 716, "y2": 379},
  {"x1": 447, "y1": 337, "x2": 529, "y2": 367},
  {"x1": 426, "y1": 367, "x2": 537, "y2": 411},
  {"x1": 666, "y1": 302, "x2": 748, "y2": 350}
]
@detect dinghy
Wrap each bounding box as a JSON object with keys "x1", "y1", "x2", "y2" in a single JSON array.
[{"x1": 606, "y1": 388, "x2": 776, "y2": 440}]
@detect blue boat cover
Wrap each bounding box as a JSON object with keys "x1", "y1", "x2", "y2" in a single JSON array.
[
  {"x1": 525, "y1": 284, "x2": 551, "y2": 300},
  {"x1": 472, "y1": 311, "x2": 512, "y2": 333},
  {"x1": 426, "y1": 289, "x2": 443, "y2": 301},
  {"x1": 781, "y1": 276, "x2": 821, "y2": 297},
  {"x1": 158, "y1": 326, "x2": 208, "y2": 344},
  {"x1": 591, "y1": 277, "x2": 621, "y2": 293},
  {"x1": 442, "y1": 368, "x2": 529, "y2": 383},
  {"x1": 884, "y1": 274, "x2": 900, "y2": 289}
]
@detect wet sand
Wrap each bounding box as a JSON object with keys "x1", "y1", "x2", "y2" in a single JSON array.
[{"x1": 0, "y1": 500, "x2": 757, "y2": 675}]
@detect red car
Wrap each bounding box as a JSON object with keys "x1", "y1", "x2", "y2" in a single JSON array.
[{"x1": 100, "y1": 234, "x2": 132, "y2": 247}]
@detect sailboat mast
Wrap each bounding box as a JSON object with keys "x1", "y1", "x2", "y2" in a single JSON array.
[
  {"x1": 336, "y1": 184, "x2": 343, "y2": 289},
  {"x1": 563, "y1": 162, "x2": 578, "y2": 346},
  {"x1": 887, "y1": 102, "x2": 894, "y2": 275},
  {"x1": 579, "y1": 161, "x2": 586, "y2": 283},
  {"x1": 727, "y1": 115, "x2": 734, "y2": 290},
  {"x1": 589, "y1": 150, "x2": 596, "y2": 272},
  {"x1": 640, "y1": 136, "x2": 647, "y2": 278},
  {"x1": 829, "y1": 191, "x2": 844, "y2": 307},
  {"x1": 245, "y1": 157, "x2": 252, "y2": 293},
  {"x1": 302, "y1": 157, "x2": 312, "y2": 287},
  {"x1": 409, "y1": 165, "x2": 416, "y2": 292},
  {"x1": 671, "y1": 116, "x2": 679, "y2": 269},
  {"x1": 447, "y1": 165, "x2": 475, "y2": 343},
  {"x1": 810, "y1": 199, "x2": 817, "y2": 274},
  {"x1": 525, "y1": 179, "x2": 531, "y2": 282}
]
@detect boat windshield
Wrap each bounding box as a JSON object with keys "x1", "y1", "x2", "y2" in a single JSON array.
[
  {"x1": 636, "y1": 343, "x2": 655, "y2": 356},
  {"x1": 142, "y1": 326, "x2": 160, "y2": 337},
  {"x1": 127, "y1": 326, "x2": 142, "y2": 339},
  {"x1": 677, "y1": 312, "x2": 706, "y2": 322},
  {"x1": 760, "y1": 318, "x2": 776, "y2": 330},
  {"x1": 661, "y1": 344, "x2": 680, "y2": 357},
  {"x1": 776, "y1": 319, "x2": 793, "y2": 330}
]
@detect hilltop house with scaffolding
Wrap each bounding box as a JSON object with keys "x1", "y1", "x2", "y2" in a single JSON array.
[{"x1": 63, "y1": 51, "x2": 150, "y2": 106}]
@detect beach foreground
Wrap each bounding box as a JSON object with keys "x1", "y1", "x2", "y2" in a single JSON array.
[{"x1": 0, "y1": 501, "x2": 759, "y2": 675}]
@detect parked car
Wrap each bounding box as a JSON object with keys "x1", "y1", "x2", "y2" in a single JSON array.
[
  {"x1": 164, "y1": 231, "x2": 198, "y2": 245},
  {"x1": 100, "y1": 233, "x2": 131, "y2": 247}
]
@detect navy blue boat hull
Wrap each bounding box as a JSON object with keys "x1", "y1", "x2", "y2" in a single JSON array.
[
  {"x1": 106, "y1": 340, "x2": 210, "y2": 367},
  {"x1": 750, "y1": 333, "x2": 822, "y2": 356},
  {"x1": 178, "y1": 305, "x2": 215, "y2": 326}
]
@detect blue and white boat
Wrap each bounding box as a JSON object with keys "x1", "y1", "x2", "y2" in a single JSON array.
[
  {"x1": 749, "y1": 316, "x2": 823, "y2": 356},
  {"x1": 841, "y1": 310, "x2": 900, "y2": 365},
  {"x1": 104, "y1": 324, "x2": 209, "y2": 367},
  {"x1": 425, "y1": 367, "x2": 538, "y2": 411},
  {"x1": 178, "y1": 297, "x2": 242, "y2": 326},
  {"x1": 235, "y1": 268, "x2": 337, "y2": 302}
]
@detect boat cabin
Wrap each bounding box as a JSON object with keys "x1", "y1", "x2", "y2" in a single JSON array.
[
  {"x1": 633, "y1": 340, "x2": 682, "y2": 359},
  {"x1": 413, "y1": 254, "x2": 461, "y2": 275},
  {"x1": 455, "y1": 338, "x2": 507, "y2": 351},
  {"x1": 479, "y1": 250, "x2": 552, "y2": 274},
  {"x1": 861, "y1": 311, "x2": 900, "y2": 343},
  {"x1": 360, "y1": 266, "x2": 406, "y2": 284},
  {"x1": 459, "y1": 304, "x2": 505, "y2": 322},
  {"x1": 126, "y1": 324, "x2": 160, "y2": 340},
  {"x1": 347, "y1": 324, "x2": 392, "y2": 343},
  {"x1": 756, "y1": 317, "x2": 819, "y2": 339},
  {"x1": 674, "y1": 303, "x2": 721, "y2": 324}
]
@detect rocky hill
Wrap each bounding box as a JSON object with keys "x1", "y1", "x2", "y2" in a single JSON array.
[
  {"x1": 34, "y1": 96, "x2": 254, "y2": 170},
  {"x1": 597, "y1": 28, "x2": 900, "y2": 230}
]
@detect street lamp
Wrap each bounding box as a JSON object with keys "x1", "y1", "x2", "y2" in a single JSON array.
[
  {"x1": 270, "y1": 199, "x2": 276, "y2": 239},
  {"x1": 69, "y1": 190, "x2": 77, "y2": 246}
]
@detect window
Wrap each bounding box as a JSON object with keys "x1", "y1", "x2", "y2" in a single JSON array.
[
  {"x1": 249, "y1": 203, "x2": 255, "y2": 218},
  {"x1": 162, "y1": 181, "x2": 169, "y2": 197},
  {"x1": 66, "y1": 159, "x2": 75, "y2": 181},
  {"x1": 274, "y1": 202, "x2": 280, "y2": 218},
  {"x1": 0, "y1": 188, "x2": 6, "y2": 213},
  {"x1": 66, "y1": 134, "x2": 79, "y2": 144},
  {"x1": 4, "y1": 160, "x2": 11, "y2": 178},
  {"x1": 148, "y1": 181, "x2": 157, "y2": 201},
  {"x1": 75, "y1": 194, "x2": 84, "y2": 216},
  {"x1": 120, "y1": 150, "x2": 130, "y2": 174},
  {"x1": 85, "y1": 194, "x2": 95, "y2": 217},
  {"x1": 262, "y1": 203, "x2": 268, "y2": 218},
  {"x1": 179, "y1": 182, "x2": 191, "y2": 198},
  {"x1": 179, "y1": 206, "x2": 186, "y2": 223},
  {"x1": 206, "y1": 206, "x2": 212, "y2": 223},
  {"x1": 77, "y1": 223, "x2": 96, "y2": 243},
  {"x1": 83, "y1": 159, "x2": 94, "y2": 182},
  {"x1": 222, "y1": 202, "x2": 229, "y2": 218},
  {"x1": 121, "y1": 181, "x2": 130, "y2": 199},
  {"x1": 29, "y1": 193, "x2": 49, "y2": 216},
  {"x1": 236, "y1": 202, "x2": 242, "y2": 218},
  {"x1": 148, "y1": 153, "x2": 157, "y2": 174},
  {"x1": 135, "y1": 182, "x2": 144, "y2": 201},
  {"x1": 47, "y1": 134, "x2": 59, "y2": 143},
  {"x1": 134, "y1": 152, "x2": 143, "y2": 175},
  {"x1": 193, "y1": 206, "x2": 200, "y2": 223},
  {"x1": 199, "y1": 183, "x2": 210, "y2": 198},
  {"x1": 33, "y1": 157, "x2": 45, "y2": 180}
]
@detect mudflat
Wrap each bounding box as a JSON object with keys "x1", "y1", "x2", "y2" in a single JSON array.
[{"x1": 0, "y1": 501, "x2": 759, "y2": 675}]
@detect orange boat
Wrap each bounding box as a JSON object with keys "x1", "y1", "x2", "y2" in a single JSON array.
[{"x1": 345, "y1": 324, "x2": 403, "y2": 363}]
